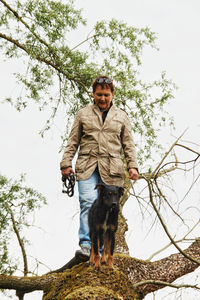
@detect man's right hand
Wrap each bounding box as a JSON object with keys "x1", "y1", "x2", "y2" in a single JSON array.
[{"x1": 61, "y1": 167, "x2": 74, "y2": 180}]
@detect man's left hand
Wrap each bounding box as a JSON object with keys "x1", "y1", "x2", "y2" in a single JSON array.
[{"x1": 129, "y1": 168, "x2": 139, "y2": 181}]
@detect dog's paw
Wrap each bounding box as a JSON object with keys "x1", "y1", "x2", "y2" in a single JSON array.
[
  {"x1": 107, "y1": 257, "x2": 114, "y2": 269},
  {"x1": 108, "y1": 264, "x2": 114, "y2": 270},
  {"x1": 94, "y1": 263, "x2": 101, "y2": 271},
  {"x1": 94, "y1": 256, "x2": 101, "y2": 270},
  {"x1": 89, "y1": 259, "x2": 95, "y2": 265},
  {"x1": 101, "y1": 258, "x2": 107, "y2": 265}
]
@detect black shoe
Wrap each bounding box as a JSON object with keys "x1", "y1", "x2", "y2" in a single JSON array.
[{"x1": 75, "y1": 245, "x2": 90, "y2": 263}]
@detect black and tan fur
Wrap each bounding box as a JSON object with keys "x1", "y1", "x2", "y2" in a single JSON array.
[{"x1": 88, "y1": 183, "x2": 124, "y2": 269}]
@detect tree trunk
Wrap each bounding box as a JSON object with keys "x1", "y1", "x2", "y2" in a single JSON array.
[
  {"x1": 115, "y1": 173, "x2": 131, "y2": 255},
  {"x1": 0, "y1": 239, "x2": 199, "y2": 299},
  {"x1": 1, "y1": 175, "x2": 200, "y2": 299}
]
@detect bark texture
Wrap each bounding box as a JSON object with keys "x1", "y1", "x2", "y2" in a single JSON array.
[
  {"x1": 115, "y1": 172, "x2": 131, "y2": 255},
  {"x1": 1, "y1": 239, "x2": 199, "y2": 299},
  {"x1": 1, "y1": 175, "x2": 200, "y2": 299}
]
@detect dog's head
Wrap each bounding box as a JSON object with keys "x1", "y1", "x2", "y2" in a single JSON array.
[{"x1": 95, "y1": 183, "x2": 124, "y2": 208}]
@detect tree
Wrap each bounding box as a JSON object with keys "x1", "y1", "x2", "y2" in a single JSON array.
[
  {"x1": 0, "y1": 174, "x2": 46, "y2": 299},
  {"x1": 0, "y1": 0, "x2": 200, "y2": 299}
]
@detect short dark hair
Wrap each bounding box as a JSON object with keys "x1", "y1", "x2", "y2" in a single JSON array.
[{"x1": 92, "y1": 76, "x2": 114, "y2": 93}]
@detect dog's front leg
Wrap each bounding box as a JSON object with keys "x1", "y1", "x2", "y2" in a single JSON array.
[
  {"x1": 101, "y1": 232, "x2": 108, "y2": 264},
  {"x1": 89, "y1": 238, "x2": 95, "y2": 265},
  {"x1": 94, "y1": 232, "x2": 101, "y2": 270},
  {"x1": 107, "y1": 228, "x2": 115, "y2": 269}
]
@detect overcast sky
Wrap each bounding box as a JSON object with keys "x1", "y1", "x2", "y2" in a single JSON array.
[{"x1": 0, "y1": 0, "x2": 200, "y2": 299}]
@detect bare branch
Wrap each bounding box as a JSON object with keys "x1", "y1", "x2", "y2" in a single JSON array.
[
  {"x1": 154, "y1": 178, "x2": 184, "y2": 222},
  {"x1": 138, "y1": 152, "x2": 178, "y2": 181},
  {"x1": 146, "y1": 178, "x2": 200, "y2": 265},
  {"x1": 176, "y1": 143, "x2": 200, "y2": 157},
  {"x1": 133, "y1": 279, "x2": 200, "y2": 291},
  {"x1": 9, "y1": 209, "x2": 28, "y2": 276},
  {"x1": 70, "y1": 31, "x2": 97, "y2": 51},
  {"x1": 151, "y1": 130, "x2": 187, "y2": 178},
  {"x1": 147, "y1": 220, "x2": 200, "y2": 261}
]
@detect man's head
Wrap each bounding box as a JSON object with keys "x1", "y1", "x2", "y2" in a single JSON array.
[{"x1": 92, "y1": 76, "x2": 114, "y2": 110}]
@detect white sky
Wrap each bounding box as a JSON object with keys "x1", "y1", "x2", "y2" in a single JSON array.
[{"x1": 0, "y1": 0, "x2": 200, "y2": 299}]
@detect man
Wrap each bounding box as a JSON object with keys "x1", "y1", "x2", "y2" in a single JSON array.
[{"x1": 60, "y1": 76, "x2": 139, "y2": 259}]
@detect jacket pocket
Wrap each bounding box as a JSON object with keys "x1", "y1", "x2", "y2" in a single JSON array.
[
  {"x1": 75, "y1": 149, "x2": 91, "y2": 173},
  {"x1": 109, "y1": 153, "x2": 124, "y2": 177}
]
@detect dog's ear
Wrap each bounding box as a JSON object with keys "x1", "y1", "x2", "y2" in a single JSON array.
[
  {"x1": 95, "y1": 183, "x2": 104, "y2": 190},
  {"x1": 119, "y1": 187, "x2": 124, "y2": 197}
]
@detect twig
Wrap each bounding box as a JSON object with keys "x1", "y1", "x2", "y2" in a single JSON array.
[
  {"x1": 70, "y1": 32, "x2": 97, "y2": 51},
  {"x1": 151, "y1": 129, "x2": 187, "y2": 178},
  {"x1": 9, "y1": 209, "x2": 28, "y2": 276},
  {"x1": 1, "y1": 0, "x2": 52, "y2": 50},
  {"x1": 146, "y1": 178, "x2": 200, "y2": 265},
  {"x1": 176, "y1": 143, "x2": 200, "y2": 156},
  {"x1": 133, "y1": 279, "x2": 200, "y2": 290},
  {"x1": 154, "y1": 178, "x2": 184, "y2": 223}
]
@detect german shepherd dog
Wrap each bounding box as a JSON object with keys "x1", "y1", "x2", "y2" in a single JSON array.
[{"x1": 88, "y1": 183, "x2": 124, "y2": 269}]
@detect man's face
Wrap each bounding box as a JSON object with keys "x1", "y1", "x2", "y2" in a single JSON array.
[{"x1": 93, "y1": 85, "x2": 114, "y2": 110}]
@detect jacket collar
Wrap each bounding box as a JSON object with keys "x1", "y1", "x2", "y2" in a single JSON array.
[
  {"x1": 103, "y1": 103, "x2": 118, "y2": 126},
  {"x1": 92, "y1": 102, "x2": 118, "y2": 126}
]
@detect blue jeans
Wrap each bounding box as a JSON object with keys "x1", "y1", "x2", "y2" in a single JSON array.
[{"x1": 78, "y1": 168, "x2": 103, "y2": 248}]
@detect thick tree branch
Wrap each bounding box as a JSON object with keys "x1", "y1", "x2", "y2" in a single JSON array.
[
  {"x1": 0, "y1": 0, "x2": 92, "y2": 99},
  {"x1": 1, "y1": 239, "x2": 200, "y2": 298},
  {"x1": 0, "y1": 33, "x2": 91, "y2": 96},
  {"x1": 0, "y1": 274, "x2": 55, "y2": 293},
  {"x1": 0, "y1": 0, "x2": 49, "y2": 49},
  {"x1": 115, "y1": 239, "x2": 200, "y2": 296},
  {"x1": 0, "y1": 32, "x2": 31, "y2": 54}
]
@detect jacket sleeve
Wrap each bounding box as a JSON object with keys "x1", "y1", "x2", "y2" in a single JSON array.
[
  {"x1": 60, "y1": 112, "x2": 82, "y2": 170},
  {"x1": 121, "y1": 114, "x2": 139, "y2": 171}
]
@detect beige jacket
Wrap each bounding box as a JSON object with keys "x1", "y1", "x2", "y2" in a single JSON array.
[{"x1": 60, "y1": 103, "x2": 138, "y2": 186}]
